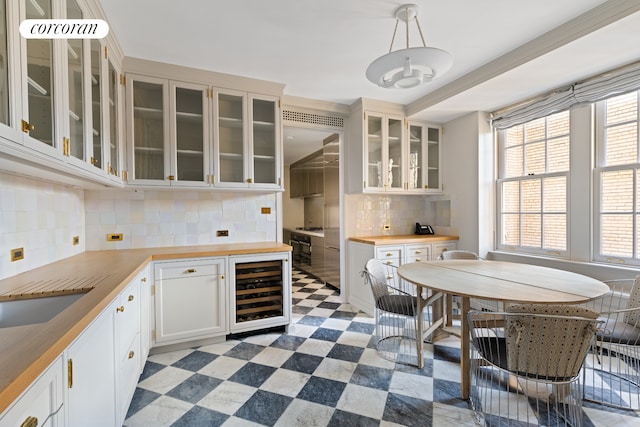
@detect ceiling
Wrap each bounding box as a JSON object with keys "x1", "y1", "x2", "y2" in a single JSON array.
[{"x1": 97, "y1": 0, "x2": 640, "y2": 162}]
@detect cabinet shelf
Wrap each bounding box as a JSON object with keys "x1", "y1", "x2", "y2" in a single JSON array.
[
  {"x1": 135, "y1": 146, "x2": 163, "y2": 153},
  {"x1": 176, "y1": 149, "x2": 204, "y2": 156},
  {"x1": 133, "y1": 106, "x2": 163, "y2": 118},
  {"x1": 220, "y1": 152, "x2": 243, "y2": 159},
  {"x1": 219, "y1": 116, "x2": 243, "y2": 128}
]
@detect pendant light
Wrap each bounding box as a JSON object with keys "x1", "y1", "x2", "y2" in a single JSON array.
[{"x1": 366, "y1": 4, "x2": 453, "y2": 89}]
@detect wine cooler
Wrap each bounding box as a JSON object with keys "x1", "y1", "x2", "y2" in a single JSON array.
[{"x1": 229, "y1": 253, "x2": 291, "y2": 333}]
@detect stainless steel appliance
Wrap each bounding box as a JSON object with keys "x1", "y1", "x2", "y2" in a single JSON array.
[
  {"x1": 323, "y1": 134, "x2": 340, "y2": 290},
  {"x1": 289, "y1": 231, "x2": 311, "y2": 270}
]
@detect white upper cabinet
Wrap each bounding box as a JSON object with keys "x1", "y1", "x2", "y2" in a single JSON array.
[
  {"x1": 126, "y1": 74, "x2": 169, "y2": 185},
  {"x1": 347, "y1": 99, "x2": 443, "y2": 194},
  {"x1": 19, "y1": 0, "x2": 61, "y2": 158},
  {"x1": 0, "y1": 0, "x2": 124, "y2": 186},
  {"x1": 126, "y1": 74, "x2": 211, "y2": 187},
  {"x1": 170, "y1": 80, "x2": 211, "y2": 187},
  {"x1": 364, "y1": 112, "x2": 405, "y2": 192},
  {"x1": 213, "y1": 89, "x2": 281, "y2": 189},
  {"x1": 407, "y1": 121, "x2": 442, "y2": 193}
]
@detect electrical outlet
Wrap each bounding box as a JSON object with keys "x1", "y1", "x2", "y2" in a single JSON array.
[
  {"x1": 383, "y1": 224, "x2": 391, "y2": 230},
  {"x1": 73, "y1": 236, "x2": 80, "y2": 245},
  {"x1": 217, "y1": 230, "x2": 229, "y2": 237},
  {"x1": 107, "y1": 233, "x2": 123, "y2": 241},
  {"x1": 11, "y1": 247, "x2": 24, "y2": 262}
]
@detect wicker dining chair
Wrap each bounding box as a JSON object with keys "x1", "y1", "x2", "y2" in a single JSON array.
[
  {"x1": 361, "y1": 258, "x2": 440, "y2": 367},
  {"x1": 468, "y1": 304, "x2": 601, "y2": 426},
  {"x1": 582, "y1": 276, "x2": 640, "y2": 410}
]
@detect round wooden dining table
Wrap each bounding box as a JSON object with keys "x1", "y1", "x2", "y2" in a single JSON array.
[{"x1": 397, "y1": 259, "x2": 609, "y2": 400}]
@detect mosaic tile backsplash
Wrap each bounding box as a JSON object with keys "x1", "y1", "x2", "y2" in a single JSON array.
[
  {"x1": 0, "y1": 172, "x2": 85, "y2": 280},
  {"x1": 84, "y1": 190, "x2": 278, "y2": 251}
]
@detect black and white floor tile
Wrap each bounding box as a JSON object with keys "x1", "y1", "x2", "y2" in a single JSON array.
[{"x1": 124, "y1": 270, "x2": 640, "y2": 426}]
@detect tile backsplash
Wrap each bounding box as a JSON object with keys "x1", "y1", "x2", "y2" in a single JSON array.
[
  {"x1": 84, "y1": 190, "x2": 277, "y2": 250},
  {"x1": 0, "y1": 172, "x2": 85, "y2": 280},
  {"x1": 344, "y1": 193, "x2": 453, "y2": 237},
  {"x1": 0, "y1": 171, "x2": 278, "y2": 280}
]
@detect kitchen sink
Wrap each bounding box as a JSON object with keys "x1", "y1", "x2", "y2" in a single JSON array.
[{"x1": 0, "y1": 293, "x2": 86, "y2": 328}]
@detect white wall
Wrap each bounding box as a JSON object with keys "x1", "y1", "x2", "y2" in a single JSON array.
[{"x1": 442, "y1": 111, "x2": 494, "y2": 256}]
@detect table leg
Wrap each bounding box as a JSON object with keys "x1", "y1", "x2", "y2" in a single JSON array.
[
  {"x1": 417, "y1": 291, "x2": 424, "y2": 368},
  {"x1": 460, "y1": 296, "x2": 470, "y2": 400}
]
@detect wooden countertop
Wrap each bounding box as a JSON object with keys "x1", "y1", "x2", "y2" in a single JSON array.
[
  {"x1": 348, "y1": 234, "x2": 459, "y2": 245},
  {"x1": 0, "y1": 242, "x2": 291, "y2": 413}
]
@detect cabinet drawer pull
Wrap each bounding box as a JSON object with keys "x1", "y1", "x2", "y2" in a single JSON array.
[
  {"x1": 128, "y1": 295, "x2": 134, "y2": 301},
  {"x1": 116, "y1": 306, "x2": 125, "y2": 313},
  {"x1": 386, "y1": 275, "x2": 393, "y2": 280},
  {"x1": 20, "y1": 416, "x2": 38, "y2": 427},
  {"x1": 185, "y1": 268, "x2": 196, "y2": 274},
  {"x1": 385, "y1": 261, "x2": 393, "y2": 265},
  {"x1": 385, "y1": 253, "x2": 393, "y2": 257},
  {"x1": 416, "y1": 258, "x2": 421, "y2": 262},
  {"x1": 220, "y1": 275, "x2": 224, "y2": 279},
  {"x1": 415, "y1": 250, "x2": 422, "y2": 254},
  {"x1": 128, "y1": 351, "x2": 135, "y2": 359},
  {"x1": 141, "y1": 277, "x2": 147, "y2": 282}
]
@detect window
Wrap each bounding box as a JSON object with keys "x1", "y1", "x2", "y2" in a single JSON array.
[
  {"x1": 594, "y1": 91, "x2": 640, "y2": 265},
  {"x1": 497, "y1": 111, "x2": 570, "y2": 256}
]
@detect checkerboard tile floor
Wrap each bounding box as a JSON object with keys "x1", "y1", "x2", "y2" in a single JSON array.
[{"x1": 124, "y1": 270, "x2": 640, "y2": 426}]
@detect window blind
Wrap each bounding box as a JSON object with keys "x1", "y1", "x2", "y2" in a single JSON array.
[{"x1": 491, "y1": 60, "x2": 640, "y2": 130}]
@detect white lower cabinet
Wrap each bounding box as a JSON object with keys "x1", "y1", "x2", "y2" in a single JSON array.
[
  {"x1": 65, "y1": 300, "x2": 117, "y2": 427},
  {"x1": 347, "y1": 239, "x2": 457, "y2": 315},
  {"x1": 0, "y1": 356, "x2": 64, "y2": 427},
  {"x1": 153, "y1": 258, "x2": 227, "y2": 345},
  {"x1": 137, "y1": 266, "x2": 152, "y2": 371},
  {"x1": 65, "y1": 274, "x2": 145, "y2": 427},
  {"x1": 115, "y1": 278, "x2": 141, "y2": 425}
]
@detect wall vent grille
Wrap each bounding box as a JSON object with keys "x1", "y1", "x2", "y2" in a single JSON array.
[{"x1": 282, "y1": 110, "x2": 344, "y2": 128}]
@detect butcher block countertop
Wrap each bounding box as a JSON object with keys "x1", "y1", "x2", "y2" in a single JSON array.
[
  {"x1": 0, "y1": 242, "x2": 291, "y2": 414},
  {"x1": 348, "y1": 234, "x2": 459, "y2": 245}
]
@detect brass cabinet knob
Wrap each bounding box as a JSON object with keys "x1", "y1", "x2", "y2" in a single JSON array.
[
  {"x1": 128, "y1": 351, "x2": 135, "y2": 359},
  {"x1": 416, "y1": 258, "x2": 422, "y2": 262},
  {"x1": 116, "y1": 306, "x2": 125, "y2": 313},
  {"x1": 141, "y1": 277, "x2": 147, "y2": 282},
  {"x1": 185, "y1": 268, "x2": 196, "y2": 274},
  {"x1": 128, "y1": 295, "x2": 134, "y2": 302}
]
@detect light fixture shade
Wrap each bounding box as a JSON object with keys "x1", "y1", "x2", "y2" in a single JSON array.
[
  {"x1": 366, "y1": 46, "x2": 453, "y2": 89},
  {"x1": 366, "y1": 4, "x2": 453, "y2": 89}
]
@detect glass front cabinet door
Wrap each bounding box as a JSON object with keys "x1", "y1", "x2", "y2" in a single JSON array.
[
  {"x1": 169, "y1": 81, "x2": 210, "y2": 187},
  {"x1": 407, "y1": 121, "x2": 442, "y2": 193},
  {"x1": 126, "y1": 74, "x2": 169, "y2": 185},
  {"x1": 214, "y1": 89, "x2": 281, "y2": 189},
  {"x1": 19, "y1": 0, "x2": 60, "y2": 157},
  {"x1": 364, "y1": 112, "x2": 405, "y2": 192},
  {"x1": 126, "y1": 74, "x2": 211, "y2": 187}
]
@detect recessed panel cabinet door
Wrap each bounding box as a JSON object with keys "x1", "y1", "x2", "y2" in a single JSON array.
[
  {"x1": 154, "y1": 258, "x2": 227, "y2": 345},
  {"x1": 66, "y1": 300, "x2": 117, "y2": 427}
]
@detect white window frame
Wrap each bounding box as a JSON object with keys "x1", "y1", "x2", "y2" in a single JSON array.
[
  {"x1": 496, "y1": 112, "x2": 571, "y2": 258},
  {"x1": 593, "y1": 90, "x2": 640, "y2": 267}
]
